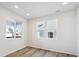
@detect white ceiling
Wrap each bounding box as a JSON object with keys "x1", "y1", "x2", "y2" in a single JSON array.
[{"x1": 0, "y1": 2, "x2": 79, "y2": 19}]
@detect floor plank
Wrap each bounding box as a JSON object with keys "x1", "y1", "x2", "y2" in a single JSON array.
[
  {"x1": 31, "y1": 49, "x2": 46, "y2": 57},
  {"x1": 20, "y1": 48, "x2": 37, "y2": 57},
  {"x1": 44, "y1": 51, "x2": 56, "y2": 57}
]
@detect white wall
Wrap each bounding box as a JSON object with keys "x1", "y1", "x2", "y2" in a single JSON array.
[
  {"x1": 77, "y1": 7, "x2": 79, "y2": 56},
  {"x1": 0, "y1": 7, "x2": 27, "y2": 56},
  {"x1": 28, "y1": 9, "x2": 77, "y2": 55}
]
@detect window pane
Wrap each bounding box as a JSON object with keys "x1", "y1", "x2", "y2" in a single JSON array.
[
  {"x1": 38, "y1": 30, "x2": 45, "y2": 38},
  {"x1": 16, "y1": 22, "x2": 22, "y2": 38},
  {"x1": 48, "y1": 32, "x2": 53, "y2": 38},
  {"x1": 6, "y1": 20, "x2": 15, "y2": 38}
]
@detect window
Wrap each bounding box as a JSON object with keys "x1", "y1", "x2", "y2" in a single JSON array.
[
  {"x1": 6, "y1": 19, "x2": 22, "y2": 38},
  {"x1": 36, "y1": 19, "x2": 57, "y2": 39},
  {"x1": 47, "y1": 20, "x2": 57, "y2": 38},
  {"x1": 36, "y1": 21, "x2": 45, "y2": 38}
]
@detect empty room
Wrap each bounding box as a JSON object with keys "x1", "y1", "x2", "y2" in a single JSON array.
[{"x1": 0, "y1": 2, "x2": 79, "y2": 57}]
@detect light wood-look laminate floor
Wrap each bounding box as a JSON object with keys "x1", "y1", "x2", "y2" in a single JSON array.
[{"x1": 5, "y1": 46, "x2": 77, "y2": 57}]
